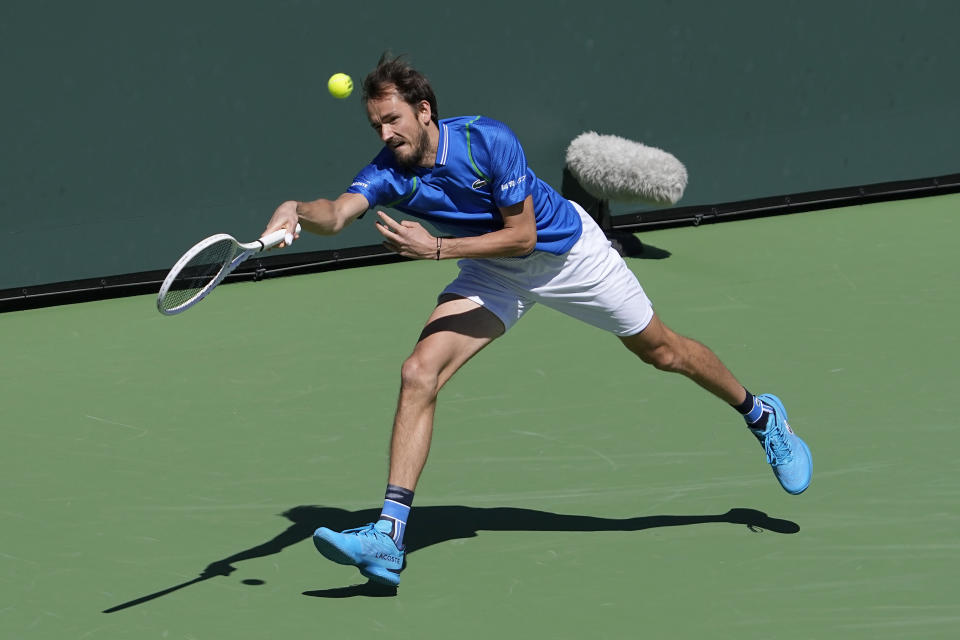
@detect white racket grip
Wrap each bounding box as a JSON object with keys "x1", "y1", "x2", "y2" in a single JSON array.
[{"x1": 259, "y1": 223, "x2": 302, "y2": 250}]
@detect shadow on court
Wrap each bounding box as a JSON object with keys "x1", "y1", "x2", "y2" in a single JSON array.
[
  {"x1": 103, "y1": 505, "x2": 798, "y2": 610},
  {"x1": 608, "y1": 233, "x2": 671, "y2": 260}
]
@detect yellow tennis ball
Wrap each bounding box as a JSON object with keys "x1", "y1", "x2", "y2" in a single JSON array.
[{"x1": 327, "y1": 73, "x2": 353, "y2": 99}]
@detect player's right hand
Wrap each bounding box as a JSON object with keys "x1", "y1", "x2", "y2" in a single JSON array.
[{"x1": 265, "y1": 200, "x2": 301, "y2": 248}]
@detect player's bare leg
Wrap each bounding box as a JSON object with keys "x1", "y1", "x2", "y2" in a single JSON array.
[
  {"x1": 620, "y1": 312, "x2": 812, "y2": 494},
  {"x1": 619, "y1": 313, "x2": 746, "y2": 405},
  {"x1": 312, "y1": 294, "x2": 504, "y2": 586},
  {"x1": 388, "y1": 293, "x2": 505, "y2": 490}
]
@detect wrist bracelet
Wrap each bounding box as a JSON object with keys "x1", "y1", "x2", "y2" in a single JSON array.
[{"x1": 436, "y1": 236, "x2": 442, "y2": 260}]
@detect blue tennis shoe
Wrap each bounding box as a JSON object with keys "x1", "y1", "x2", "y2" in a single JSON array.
[
  {"x1": 313, "y1": 520, "x2": 404, "y2": 586},
  {"x1": 749, "y1": 394, "x2": 812, "y2": 494}
]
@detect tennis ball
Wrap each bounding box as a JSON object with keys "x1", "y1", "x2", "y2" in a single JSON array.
[{"x1": 327, "y1": 73, "x2": 353, "y2": 99}]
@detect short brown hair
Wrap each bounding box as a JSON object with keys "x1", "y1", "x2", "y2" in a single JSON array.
[{"x1": 363, "y1": 53, "x2": 439, "y2": 124}]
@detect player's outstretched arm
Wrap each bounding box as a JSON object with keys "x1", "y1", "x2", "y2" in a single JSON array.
[{"x1": 264, "y1": 192, "x2": 370, "y2": 246}]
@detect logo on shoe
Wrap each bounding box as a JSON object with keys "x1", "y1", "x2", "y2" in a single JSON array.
[
  {"x1": 375, "y1": 552, "x2": 402, "y2": 564},
  {"x1": 784, "y1": 420, "x2": 794, "y2": 434}
]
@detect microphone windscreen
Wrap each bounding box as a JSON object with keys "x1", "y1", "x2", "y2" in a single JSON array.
[{"x1": 565, "y1": 132, "x2": 687, "y2": 205}]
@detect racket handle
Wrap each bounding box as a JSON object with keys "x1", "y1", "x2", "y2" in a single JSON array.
[{"x1": 259, "y1": 223, "x2": 302, "y2": 250}]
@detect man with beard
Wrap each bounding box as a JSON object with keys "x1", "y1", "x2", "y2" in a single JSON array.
[{"x1": 262, "y1": 54, "x2": 812, "y2": 587}]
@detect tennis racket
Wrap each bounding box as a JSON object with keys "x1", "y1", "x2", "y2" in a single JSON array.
[{"x1": 156, "y1": 224, "x2": 301, "y2": 315}]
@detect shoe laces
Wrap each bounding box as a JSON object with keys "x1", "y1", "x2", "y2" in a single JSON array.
[
  {"x1": 342, "y1": 523, "x2": 380, "y2": 537},
  {"x1": 762, "y1": 419, "x2": 794, "y2": 466}
]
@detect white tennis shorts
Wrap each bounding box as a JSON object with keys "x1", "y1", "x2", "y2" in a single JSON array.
[{"x1": 441, "y1": 201, "x2": 654, "y2": 336}]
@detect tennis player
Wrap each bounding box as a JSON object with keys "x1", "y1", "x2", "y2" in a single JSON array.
[{"x1": 263, "y1": 54, "x2": 812, "y2": 587}]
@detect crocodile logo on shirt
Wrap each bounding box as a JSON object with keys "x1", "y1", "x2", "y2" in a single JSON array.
[{"x1": 471, "y1": 178, "x2": 488, "y2": 190}]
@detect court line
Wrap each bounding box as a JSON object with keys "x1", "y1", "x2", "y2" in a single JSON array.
[
  {"x1": 84, "y1": 415, "x2": 149, "y2": 438},
  {"x1": 513, "y1": 429, "x2": 619, "y2": 471}
]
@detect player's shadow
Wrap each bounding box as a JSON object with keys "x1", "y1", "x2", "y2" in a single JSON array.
[{"x1": 103, "y1": 505, "x2": 798, "y2": 609}]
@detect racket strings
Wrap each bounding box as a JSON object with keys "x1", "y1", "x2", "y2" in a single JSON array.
[{"x1": 159, "y1": 239, "x2": 239, "y2": 311}]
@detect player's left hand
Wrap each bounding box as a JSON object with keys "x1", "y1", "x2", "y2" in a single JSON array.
[{"x1": 375, "y1": 210, "x2": 436, "y2": 260}]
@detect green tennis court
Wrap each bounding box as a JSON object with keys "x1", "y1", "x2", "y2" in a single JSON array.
[{"x1": 2, "y1": 194, "x2": 958, "y2": 638}]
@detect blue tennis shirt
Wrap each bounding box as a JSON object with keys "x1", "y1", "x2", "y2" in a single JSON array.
[{"x1": 346, "y1": 116, "x2": 582, "y2": 255}]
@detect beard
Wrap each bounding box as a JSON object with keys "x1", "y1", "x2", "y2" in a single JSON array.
[{"x1": 392, "y1": 126, "x2": 431, "y2": 171}]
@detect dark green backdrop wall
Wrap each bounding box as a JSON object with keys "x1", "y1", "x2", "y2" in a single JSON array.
[{"x1": 3, "y1": 0, "x2": 958, "y2": 289}]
